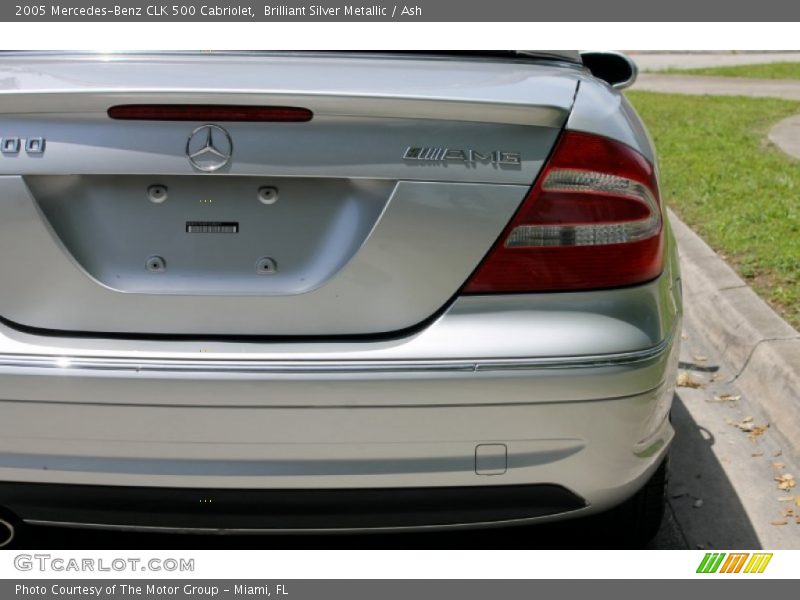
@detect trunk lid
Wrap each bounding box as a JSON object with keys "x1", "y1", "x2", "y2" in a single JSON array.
[{"x1": 0, "y1": 53, "x2": 579, "y2": 336}]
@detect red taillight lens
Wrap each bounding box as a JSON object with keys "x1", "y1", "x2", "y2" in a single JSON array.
[
  {"x1": 463, "y1": 130, "x2": 664, "y2": 293},
  {"x1": 108, "y1": 105, "x2": 313, "y2": 122}
]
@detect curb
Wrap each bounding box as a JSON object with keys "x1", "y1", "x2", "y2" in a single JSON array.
[{"x1": 669, "y1": 209, "x2": 800, "y2": 456}]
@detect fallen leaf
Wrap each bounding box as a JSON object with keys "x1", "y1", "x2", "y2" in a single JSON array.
[
  {"x1": 728, "y1": 417, "x2": 767, "y2": 437},
  {"x1": 714, "y1": 394, "x2": 741, "y2": 403},
  {"x1": 693, "y1": 354, "x2": 708, "y2": 362},
  {"x1": 777, "y1": 496, "x2": 794, "y2": 502},
  {"x1": 677, "y1": 371, "x2": 702, "y2": 388},
  {"x1": 752, "y1": 452, "x2": 764, "y2": 458},
  {"x1": 796, "y1": 496, "x2": 800, "y2": 508},
  {"x1": 773, "y1": 463, "x2": 786, "y2": 470},
  {"x1": 771, "y1": 520, "x2": 788, "y2": 526},
  {"x1": 775, "y1": 474, "x2": 797, "y2": 491},
  {"x1": 730, "y1": 421, "x2": 770, "y2": 441},
  {"x1": 693, "y1": 499, "x2": 704, "y2": 508}
]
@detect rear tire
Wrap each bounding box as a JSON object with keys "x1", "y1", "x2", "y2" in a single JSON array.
[{"x1": 605, "y1": 455, "x2": 668, "y2": 547}]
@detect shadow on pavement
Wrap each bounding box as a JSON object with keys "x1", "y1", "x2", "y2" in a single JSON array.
[{"x1": 667, "y1": 393, "x2": 762, "y2": 549}]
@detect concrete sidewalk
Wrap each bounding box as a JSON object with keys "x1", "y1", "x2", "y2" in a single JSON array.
[
  {"x1": 629, "y1": 52, "x2": 800, "y2": 72},
  {"x1": 769, "y1": 115, "x2": 800, "y2": 160},
  {"x1": 633, "y1": 73, "x2": 800, "y2": 100}
]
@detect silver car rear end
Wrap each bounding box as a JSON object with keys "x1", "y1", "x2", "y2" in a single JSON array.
[{"x1": 0, "y1": 52, "x2": 680, "y2": 533}]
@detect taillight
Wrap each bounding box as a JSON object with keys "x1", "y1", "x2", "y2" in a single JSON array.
[{"x1": 463, "y1": 130, "x2": 663, "y2": 293}]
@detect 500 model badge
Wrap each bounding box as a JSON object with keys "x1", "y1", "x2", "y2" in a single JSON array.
[{"x1": 403, "y1": 147, "x2": 521, "y2": 165}]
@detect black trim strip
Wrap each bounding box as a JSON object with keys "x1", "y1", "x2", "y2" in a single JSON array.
[{"x1": 0, "y1": 482, "x2": 586, "y2": 531}]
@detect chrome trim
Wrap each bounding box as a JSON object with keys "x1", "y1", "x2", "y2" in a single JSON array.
[
  {"x1": 0, "y1": 50, "x2": 584, "y2": 65},
  {"x1": 0, "y1": 331, "x2": 672, "y2": 375}
]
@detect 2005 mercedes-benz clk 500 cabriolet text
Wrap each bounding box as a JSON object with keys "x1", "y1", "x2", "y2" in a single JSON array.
[{"x1": 0, "y1": 51, "x2": 681, "y2": 547}]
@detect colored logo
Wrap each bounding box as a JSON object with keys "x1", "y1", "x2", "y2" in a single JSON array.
[{"x1": 697, "y1": 552, "x2": 772, "y2": 574}]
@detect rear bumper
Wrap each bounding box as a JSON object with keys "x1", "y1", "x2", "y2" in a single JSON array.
[
  {"x1": 0, "y1": 335, "x2": 678, "y2": 532},
  {"x1": 0, "y1": 266, "x2": 681, "y2": 531}
]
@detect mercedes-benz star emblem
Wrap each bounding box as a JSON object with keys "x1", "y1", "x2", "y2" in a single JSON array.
[{"x1": 186, "y1": 124, "x2": 233, "y2": 172}]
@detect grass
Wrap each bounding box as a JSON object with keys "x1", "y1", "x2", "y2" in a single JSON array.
[
  {"x1": 625, "y1": 91, "x2": 800, "y2": 328},
  {"x1": 662, "y1": 62, "x2": 800, "y2": 80}
]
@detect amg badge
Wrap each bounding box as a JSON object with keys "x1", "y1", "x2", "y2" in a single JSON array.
[{"x1": 403, "y1": 147, "x2": 521, "y2": 165}]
